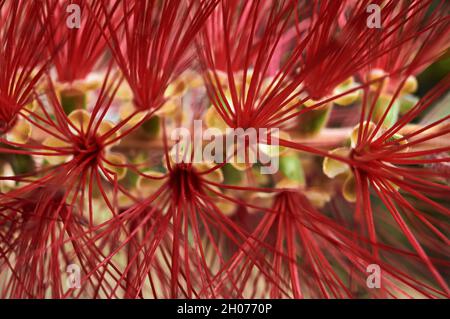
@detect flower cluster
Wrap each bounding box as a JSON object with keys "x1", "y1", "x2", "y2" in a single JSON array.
[{"x1": 0, "y1": 0, "x2": 449, "y2": 299}]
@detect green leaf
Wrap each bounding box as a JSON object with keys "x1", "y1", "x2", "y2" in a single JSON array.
[{"x1": 141, "y1": 116, "x2": 160, "y2": 138}]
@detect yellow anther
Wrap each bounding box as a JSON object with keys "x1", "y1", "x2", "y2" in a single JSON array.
[
  {"x1": 193, "y1": 162, "x2": 224, "y2": 183},
  {"x1": 206, "y1": 69, "x2": 228, "y2": 87},
  {"x1": 182, "y1": 71, "x2": 204, "y2": 89},
  {"x1": 258, "y1": 131, "x2": 290, "y2": 157},
  {"x1": 215, "y1": 199, "x2": 236, "y2": 216},
  {"x1": 304, "y1": 98, "x2": 325, "y2": 108},
  {"x1": 59, "y1": 87, "x2": 87, "y2": 114},
  {"x1": 333, "y1": 77, "x2": 360, "y2": 106},
  {"x1": 275, "y1": 178, "x2": 301, "y2": 190},
  {"x1": 155, "y1": 98, "x2": 180, "y2": 117},
  {"x1": 350, "y1": 121, "x2": 377, "y2": 148},
  {"x1": 164, "y1": 78, "x2": 187, "y2": 99}
]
